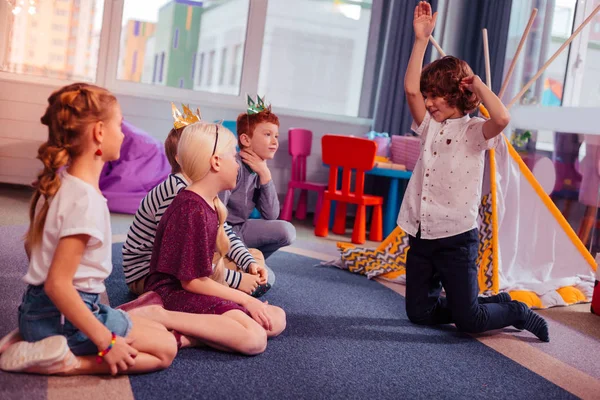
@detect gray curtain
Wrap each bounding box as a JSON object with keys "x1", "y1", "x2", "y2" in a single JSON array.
[
  {"x1": 460, "y1": 0, "x2": 513, "y2": 94},
  {"x1": 372, "y1": 0, "x2": 437, "y2": 136}
]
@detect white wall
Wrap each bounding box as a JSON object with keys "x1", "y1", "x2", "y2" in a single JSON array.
[{"x1": 0, "y1": 79, "x2": 371, "y2": 205}]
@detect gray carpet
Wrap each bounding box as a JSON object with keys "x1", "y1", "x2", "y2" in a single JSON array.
[
  {"x1": 0, "y1": 224, "x2": 578, "y2": 399},
  {"x1": 107, "y1": 243, "x2": 574, "y2": 400}
]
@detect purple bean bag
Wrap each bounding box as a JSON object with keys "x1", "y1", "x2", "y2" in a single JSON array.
[{"x1": 100, "y1": 120, "x2": 170, "y2": 214}]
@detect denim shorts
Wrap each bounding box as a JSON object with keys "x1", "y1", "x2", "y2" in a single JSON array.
[{"x1": 18, "y1": 285, "x2": 132, "y2": 356}]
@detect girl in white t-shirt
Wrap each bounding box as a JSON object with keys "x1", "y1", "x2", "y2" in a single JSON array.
[{"x1": 0, "y1": 83, "x2": 177, "y2": 375}]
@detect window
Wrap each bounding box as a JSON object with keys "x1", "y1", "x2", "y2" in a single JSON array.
[
  {"x1": 499, "y1": 0, "x2": 600, "y2": 246},
  {"x1": 197, "y1": 52, "x2": 205, "y2": 86},
  {"x1": 207, "y1": 50, "x2": 215, "y2": 86},
  {"x1": 191, "y1": 52, "x2": 197, "y2": 82},
  {"x1": 115, "y1": 0, "x2": 249, "y2": 94},
  {"x1": 575, "y1": 0, "x2": 600, "y2": 107},
  {"x1": 502, "y1": 0, "x2": 577, "y2": 108},
  {"x1": 0, "y1": 0, "x2": 378, "y2": 115},
  {"x1": 49, "y1": 54, "x2": 64, "y2": 63},
  {"x1": 501, "y1": 0, "x2": 578, "y2": 155},
  {"x1": 152, "y1": 54, "x2": 158, "y2": 83},
  {"x1": 159, "y1": 51, "x2": 165, "y2": 83},
  {"x1": 132, "y1": 50, "x2": 138, "y2": 75},
  {"x1": 230, "y1": 44, "x2": 242, "y2": 86},
  {"x1": 1, "y1": 1, "x2": 103, "y2": 82},
  {"x1": 173, "y1": 28, "x2": 179, "y2": 49},
  {"x1": 257, "y1": 0, "x2": 373, "y2": 116},
  {"x1": 218, "y1": 48, "x2": 227, "y2": 85}
]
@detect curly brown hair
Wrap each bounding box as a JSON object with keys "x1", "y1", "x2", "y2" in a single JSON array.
[
  {"x1": 164, "y1": 127, "x2": 185, "y2": 173},
  {"x1": 236, "y1": 110, "x2": 280, "y2": 149},
  {"x1": 420, "y1": 56, "x2": 479, "y2": 114}
]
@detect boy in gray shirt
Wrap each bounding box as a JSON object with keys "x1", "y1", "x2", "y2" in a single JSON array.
[{"x1": 219, "y1": 99, "x2": 296, "y2": 259}]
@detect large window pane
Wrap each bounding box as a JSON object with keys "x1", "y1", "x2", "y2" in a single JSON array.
[
  {"x1": 503, "y1": 0, "x2": 577, "y2": 153},
  {"x1": 257, "y1": 0, "x2": 372, "y2": 117},
  {"x1": 117, "y1": 0, "x2": 249, "y2": 95},
  {"x1": 502, "y1": 0, "x2": 576, "y2": 108},
  {"x1": 0, "y1": 0, "x2": 104, "y2": 82},
  {"x1": 577, "y1": 0, "x2": 600, "y2": 107},
  {"x1": 507, "y1": 0, "x2": 600, "y2": 250}
]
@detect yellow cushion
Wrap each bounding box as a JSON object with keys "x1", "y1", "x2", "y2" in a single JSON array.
[
  {"x1": 509, "y1": 290, "x2": 543, "y2": 308},
  {"x1": 556, "y1": 286, "x2": 586, "y2": 305}
]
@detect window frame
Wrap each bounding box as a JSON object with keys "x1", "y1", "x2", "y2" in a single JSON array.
[
  {"x1": 506, "y1": 0, "x2": 600, "y2": 152},
  {"x1": 0, "y1": 0, "x2": 381, "y2": 120}
]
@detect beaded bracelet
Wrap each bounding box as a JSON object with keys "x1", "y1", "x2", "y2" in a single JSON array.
[{"x1": 96, "y1": 332, "x2": 117, "y2": 364}]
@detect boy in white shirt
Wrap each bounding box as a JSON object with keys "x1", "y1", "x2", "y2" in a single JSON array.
[{"x1": 398, "y1": 2, "x2": 549, "y2": 342}]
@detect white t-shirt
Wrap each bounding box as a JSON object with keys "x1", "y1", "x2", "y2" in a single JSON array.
[
  {"x1": 23, "y1": 172, "x2": 112, "y2": 293},
  {"x1": 397, "y1": 111, "x2": 500, "y2": 239}
]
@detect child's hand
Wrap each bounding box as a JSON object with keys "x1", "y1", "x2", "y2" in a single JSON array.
[
  {"x1": 102, "y1": 335, "x2": 138, "y2": 375},
  {"x1": 240, "y1": 149, "x2": 268, "y2": 174},
  {"x1": 460, "y1": 75, "x2": 483, "y2": 93},
  {"x1": 413, "y1": 1, "x2": 438, "y2": 40},
  {"x1": 249, "y1": 263, "x2": 269, "y2": 285},
  {"x1": 239, "y1": 272, "x2": 261, "y2": 294},
  {"x1": 240, "y1": 149, "x2": 272, "y2": 184},
  {"x1": 245, "y1": 299, "x2": 273, "y2": 331}
]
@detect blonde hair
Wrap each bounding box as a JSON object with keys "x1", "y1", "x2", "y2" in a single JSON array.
[
  {"x1": 25, "y1": 83, "x2": 117, "y2": 256},
  {"x1": 177, "y1": 122, "x2": 237, "y2": 284}
]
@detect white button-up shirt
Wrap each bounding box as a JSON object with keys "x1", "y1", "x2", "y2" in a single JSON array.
[{"x1": 397, "y1": 111, "x2": 500, "y2": 240}]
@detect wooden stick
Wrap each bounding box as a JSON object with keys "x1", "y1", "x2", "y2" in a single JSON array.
[
  {"x1": 498, "y1": 8, "x2": 537, "y2": 98},
  {"x1": 507, "y1": 4, "x2": 600, "y2": 109},
  {"x1": 429, "y1": 36, "x2": 446, "y2": 57},
  {"x1": 482, "y1": 28, "x2": 492, "y2": 89},
  {"x1": 481, "y1": 29, "x2": 500, "y2": 294}
]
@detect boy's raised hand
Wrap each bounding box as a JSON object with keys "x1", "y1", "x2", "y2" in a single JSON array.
[
  {"x1": 414, "y1": 1, "x2": 437, "y2": 40},
  {"x1": 460, "y1": 75, "x2": 483, "y2": 93}
]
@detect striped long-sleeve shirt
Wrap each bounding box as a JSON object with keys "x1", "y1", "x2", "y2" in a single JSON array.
[{"x1": 122, "y1": 173, "x2": 256, "y2": 288}]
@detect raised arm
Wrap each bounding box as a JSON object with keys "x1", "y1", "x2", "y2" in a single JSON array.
[
  {"x1": 461, "y1": 76, "x2": 510, "y2": 140},
  {"x1": 405, "y1": 1, "x2": 438, "y2": 126}
]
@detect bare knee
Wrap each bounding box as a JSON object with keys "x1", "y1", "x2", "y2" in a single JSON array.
[
  {"x1": 153, "y1": 330, "x2": 178, "y2": 368},
  {"x1": 239, "y1": 327, "x2": 267, "y2": 356},
  {"x1": 268, "y1": 306, "x2": 286, "y2": 337}
]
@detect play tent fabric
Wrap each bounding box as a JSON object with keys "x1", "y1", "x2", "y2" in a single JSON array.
[
  {"x1": 326, "y1": 137, "x2": 597, "y2": 309},
  {"x1": 99, "y1": 120, "x2": 170, "y2": 214}
]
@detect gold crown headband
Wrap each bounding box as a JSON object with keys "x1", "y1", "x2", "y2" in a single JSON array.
[{"x1": 171, "y1": 103, "x2": 203, "y2": 129}]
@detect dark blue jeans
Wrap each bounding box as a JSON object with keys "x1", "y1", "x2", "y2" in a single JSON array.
[{"x1": 405, "y1": 228, "x2": 527, "y2": 333}]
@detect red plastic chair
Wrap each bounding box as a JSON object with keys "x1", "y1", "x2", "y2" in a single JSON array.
[
  {"x1": 315, "y1": 134, "x2": 383, "y2": 244},
  {"x1": 281, "y1": 128, "x2": 327, "y2": 224}
]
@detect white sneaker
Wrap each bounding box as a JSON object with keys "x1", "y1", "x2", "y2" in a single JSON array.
[
  {"x1": 0, "y1": 335, "x2": 69, "y2": 372},
  {"x1": 0, "y1": 329, "x2": 21, "y2": 354}
]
